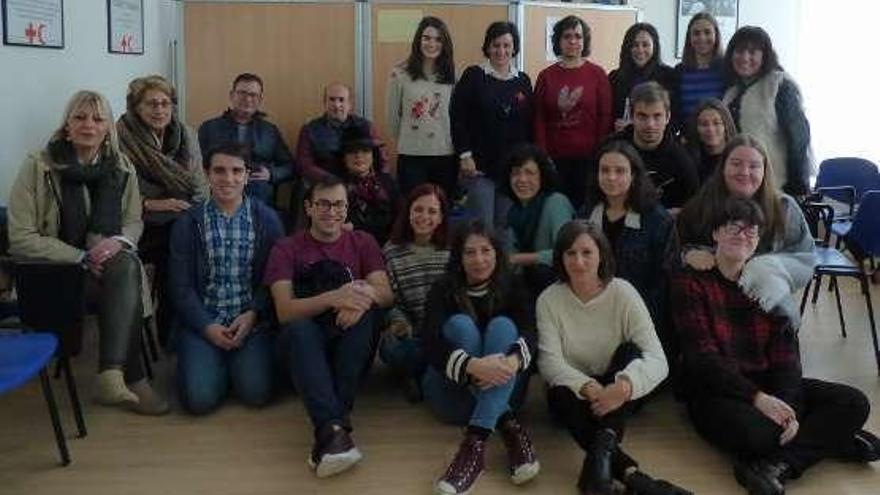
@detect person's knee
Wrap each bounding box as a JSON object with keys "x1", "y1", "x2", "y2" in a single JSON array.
[
  {"x1": 443, "y1": 313, "x2": 479, "y2": 343},
  {"x1": 103, "y1": 250, "x2": 141, "y2": 286},
  {"x1": 486, "y1": 316, "x2": 518, "y2": 343},
  {"x1": 180, "y1": 377, "x2": 226, "y2": 415}
]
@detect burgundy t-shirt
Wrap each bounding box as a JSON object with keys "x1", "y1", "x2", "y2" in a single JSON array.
[{"x1": 263, "y1": 229, "x2": 385, "y2": 287}]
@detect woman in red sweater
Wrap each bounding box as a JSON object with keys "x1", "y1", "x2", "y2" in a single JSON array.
[{"x1": 533, "y1": 15, "x2": 612, "y2": 210}]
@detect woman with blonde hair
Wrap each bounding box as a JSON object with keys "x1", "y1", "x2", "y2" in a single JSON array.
[
  {"x1": 8, "y1": 90, "x2": 168, "y2": 415},
  {"x1": 117, "y1": 74, "x2": 207, "y2": 346}
]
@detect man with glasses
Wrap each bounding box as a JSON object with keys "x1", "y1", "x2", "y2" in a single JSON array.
[
  {"x1": 198, "y1": 73, "x2": 296, "y2": 204},
  {"x1": 672, "y1": 198, "x2": 879, "y2": 495},
  {"x1": 265, "y1": 176, "x2": 393, "y2": 478}
]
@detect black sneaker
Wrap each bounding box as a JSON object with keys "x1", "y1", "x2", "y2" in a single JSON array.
[
  {"x1": 852, "y1": 429, "x2": 880, "y2": 463},
  {"x1": 308, "y1": 425, "x2": 363, "y2": 478},
  {"x1": 578, "y1": 429, "x2": 617, "y2": 495},
  {"x1": 434, "y1": 433, "x2": 486, "y2": 495},
  {"x1": 498, "y1": 415, "x2": 540, "y2": 485},
  {"x1": 733, "y1": 459, "x2": 789, "y2": 495}
]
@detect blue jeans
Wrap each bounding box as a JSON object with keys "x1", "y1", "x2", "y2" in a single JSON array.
[
  {"x1": 422, "y1": 314, "x2": 524, "y2": 430},
  {"x1": 176, "y1": 328, "x2": 275, "y2": 415},
  {"x1": 460, "y1": 175, "x2": 512, "y2": 231},
  {"x1": 280, "y1": 310, "x2": 377, "y2": 432}
]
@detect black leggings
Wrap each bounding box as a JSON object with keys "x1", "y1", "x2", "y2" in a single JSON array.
[
  {"x1": 687, "y1": 378, "x2": 870, "y2": 476},
  {"x1": 547, "y1": 342, "x2": 643, "y2": 472},
  {"x1": 91, "y1": 251, "x2": 145, "y2": 384}
]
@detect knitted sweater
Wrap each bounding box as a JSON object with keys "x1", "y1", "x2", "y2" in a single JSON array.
[
  {"x1": 533, "y1": 61, "x2": 613, "y2": 159},
  {"x1": 383, "y1": 242, "x2": 450, "y2": 333},
  {"x1": 450, "y1": 64, "x2": 533, "y2": 181},
  {"x1": 537, "y1": 279, "x2": 668, "y2": 400},
  {"x1": 385, "y1": 67, "x2": 454, "y2": 156},
  {"x1": 674, "y1": 61, "x2": 725, "y2": 127}
]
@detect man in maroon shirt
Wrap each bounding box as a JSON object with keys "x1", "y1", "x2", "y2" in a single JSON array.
[
  {"x1": 672, "y1": 198, "x2": 878, "y2": 495},
  {"x1": 265, "y1": 176, "x2": 393, "y2": 478}
]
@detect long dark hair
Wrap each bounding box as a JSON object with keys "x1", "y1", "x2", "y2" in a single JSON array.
[
  {"x1": 685, "y1": 98, "x2": 737, "y2": 157},
  {"x1": 388, "y1": 183, "x2": 449, "y2": 247},
  {"x1": 681, "y1": 12, "x2": 723, "y2": 69},
  {"x1": 405, "y1": 16, "x2": 455, "y2": 84},
  {"x1": 500, "y1": 143, "x2": 558, "y2": 202},
  {"x1": 447, "y1": 219, "x2": 512, "y2": 319},
  {"x1": 586, "y1": 140, "x2": 657, "y2": 214},
  {"x1": 724, "y1": 26, "x2": 782, "y2": 85},
  {"x1": 616, "y1": 23, "x2": 663, "y2": 85}
]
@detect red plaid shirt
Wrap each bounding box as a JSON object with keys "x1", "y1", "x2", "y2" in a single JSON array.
[{"x1": 672, "y1": 268, "x2": 802, "y2": 404}]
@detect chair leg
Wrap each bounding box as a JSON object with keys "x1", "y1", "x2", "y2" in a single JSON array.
[
  {"x1": 141, "y1": 338, "x2": 153, "y2": 380},
  {"x1": 144, "y1": 317, "x2": 159, "y2": 362},
  {"x1": 60, "y1": 357, "x2": 87, "y2": 438},
  {"x1": 832, "y1": 276, "x2": 846, "y2": 338},
  {"x1": 800, "y1": 277, "x2": 813, "y2": 315},
  {"x1": 811, "y1": 274, "x2": 823, "y2": 305},
  {"x1": 40, "y1": 368, "x2": 71, "y2": 466},
  {"x1": 860, "y1": 274, "x2": 880, "y2": 375}
]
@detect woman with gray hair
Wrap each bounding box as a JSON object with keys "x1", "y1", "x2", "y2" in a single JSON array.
[
  {"x1": 7, "y1": 90, "x2": 169, "y2": 415},
  {"x1": 117, "y1": 74, "x2": 207, "y2": 347}
]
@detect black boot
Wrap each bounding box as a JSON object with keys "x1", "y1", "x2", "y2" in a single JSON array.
[
  {"x1": 622, "y1": 470, "x2": 693, "y2": 495},
  {"x1": 733, "y1": 459, "x2": 790, "y2": 495},
  {"x1": 577, "y1": 428, "x2": 617, "y2": 494}
]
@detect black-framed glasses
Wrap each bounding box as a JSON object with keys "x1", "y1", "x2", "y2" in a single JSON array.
[
  {"x1": 721, "y1": 222, "x2": 760, "y2": 239},
  {"x1": 312, "y1": 199, "x2": 348, "y2": 212}
]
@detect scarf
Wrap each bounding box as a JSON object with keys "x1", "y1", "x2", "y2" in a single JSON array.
[
  {"x1": 507, "y1": 192, "x2": 548, "y2": 252},
  {"x1": 49, "y1": 140, "x2": 124, "y2": 249},
  {"x1": 349, "y1": 172, "x2": 390, "y2": 210},
  {"x1": 117, "y1": 112, "x2": 195, "y2": 199}
]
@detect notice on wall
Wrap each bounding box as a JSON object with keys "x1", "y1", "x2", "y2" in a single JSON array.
[
  {"x1": 377, "y1": 10, "x2": 423, "y2": 43},
  {"x1": 108, "y1": 0, "x2": 143, "y2": 54},
  {"x1": 2, "y1": 0, "x2": 65, "y2": 48}
]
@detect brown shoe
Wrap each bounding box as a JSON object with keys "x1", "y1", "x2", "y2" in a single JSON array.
[
  {"x1": 127, "y1": 379, "x2": 170, "y2": 416},
  {"x1": 498, "y1": 415, "x2": 540, "y2": 485},
  {"x1": 435, "y1": 433, "x2": 486, "y2": 495}
]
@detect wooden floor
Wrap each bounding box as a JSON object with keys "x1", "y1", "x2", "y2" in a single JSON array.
[{"x1": 2, "y1": 278, "x2": 879, "y2": 495}]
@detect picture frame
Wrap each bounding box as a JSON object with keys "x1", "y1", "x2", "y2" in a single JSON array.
[
  {"x1": 107, "y1": 0, "x2": 143, "y2": 55},
  {"x1": 2, "y1": 0, "x2": 65, "y2": 49},
  {"x1": 676, "y1": 0, "x2": 739, "y2": 59}
]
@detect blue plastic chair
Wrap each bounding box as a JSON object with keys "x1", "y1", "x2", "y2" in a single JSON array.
[
  {"x1": 812, "y1": 158, "x2": 880, "y2": 240},
  {"x1": 801, "y1": 193, "x2": 880, "y2": 374},
  {"x1": 0, "y1": 332, "x2": 71, "y2": 465}
]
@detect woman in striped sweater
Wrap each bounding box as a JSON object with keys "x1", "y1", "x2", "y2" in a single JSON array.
[{"x1": 381, "y1": 183, "x2": 451, "y2": 401}]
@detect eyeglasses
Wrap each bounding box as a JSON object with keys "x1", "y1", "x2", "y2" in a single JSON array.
[
  {"x1": 312, "y1": 199, "x2": 348, "y2": 212},
  {"x1": 234, "y1": 89, "x2": 262, "y2": 99},
  {"x1": 142, "y1": 99, "x2": 173, "y2": 110},
  {"x1": 721, "y1": 222, "x2": 760, "y2": 239}
]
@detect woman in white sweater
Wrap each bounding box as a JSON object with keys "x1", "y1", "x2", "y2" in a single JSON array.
[
  {"x1": 386, "y1": 16, "x2": 457, "y2": 199},
  {"x1": 537, "y1": 220, "x2": 686, "y2": 495}
]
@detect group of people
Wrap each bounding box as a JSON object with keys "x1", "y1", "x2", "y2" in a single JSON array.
[{"x1": 4, "y1": 10, "x2": 879, "y2": 495}]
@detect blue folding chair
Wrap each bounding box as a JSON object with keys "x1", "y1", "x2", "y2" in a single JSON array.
[{"x1": 0, "y1": 332, "x2": 71, "y2": 465}]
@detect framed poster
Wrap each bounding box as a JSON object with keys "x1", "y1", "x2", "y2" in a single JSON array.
[
  {"x1": 107, "y1": 0, "x2": 143, "y2": 54},
  {"x1": 676, "y1": 0, "x2": 738, "y2": 59},
  {"x1": 1, "y1": 0, "x2": 64, "y2": 49}
]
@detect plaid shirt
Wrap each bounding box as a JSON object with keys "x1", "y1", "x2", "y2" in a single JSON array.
[
  {"x1": 203, "y1": 198, "x2": 255, "y2": 326},
  {"x1": 671, "y1": 268, "x2": 802, "y2": 404}
]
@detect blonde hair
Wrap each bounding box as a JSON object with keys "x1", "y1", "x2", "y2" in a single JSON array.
[
  {"x1": 51, "y1": 90, "x2": 123, "y2": 162},
  {"x1": 126, "y1": 74, "x2": 177, "y2": 112}
]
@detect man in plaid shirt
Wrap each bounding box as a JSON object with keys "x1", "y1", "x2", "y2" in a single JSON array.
[
  {"x1": 169, "y1": 142, "x2": 283, "y2": 414},
  {"x1": 672, "y1": 198, "x2": 878, "y2": 495}
]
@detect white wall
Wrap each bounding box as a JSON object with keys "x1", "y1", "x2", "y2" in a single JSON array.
[{"x1": 0, "y1": 0, "x2": 181, "y2": 204}]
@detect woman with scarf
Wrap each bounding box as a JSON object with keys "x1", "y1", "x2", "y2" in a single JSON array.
[
  {"x1": 503, "y1": 144, "x2": 574, "y2": 297},
  {"x1": 338, "y1": 126, "x2": 399, "y2": 246},
  {"x1": 117, "y1": 75, "x2": 207, "y2": 347},
  {"x1": 7, "y1": 90, "x2": 169, "y2": 415}
]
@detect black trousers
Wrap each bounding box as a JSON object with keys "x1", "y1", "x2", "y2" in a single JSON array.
[
  {"x1": 687, "y1": 378, "x2": 870, "y2": 476},
  {"x1": 397, "y1": 154, "x2": 459, "y2": 202},
  {"x1": 547, "y1": 343, "x2": 643, "y2": 472},
  {"x1": 139, "y1": 222, "x2": 173, "y2": 348},
  {"x1": 552, "y1": 156, "x2": 593, "y2": 212}
]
